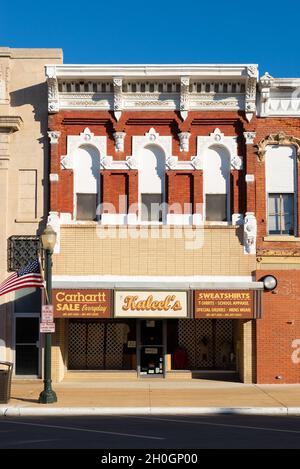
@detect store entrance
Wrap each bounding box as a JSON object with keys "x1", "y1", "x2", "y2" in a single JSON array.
[{"x1": 137, "y1": 319, "x2": 166, "y2": 377}]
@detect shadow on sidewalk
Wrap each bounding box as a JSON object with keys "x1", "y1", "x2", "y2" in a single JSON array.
[{"x1": 10, "y1": 397, "x2": 39, "y2": 404}]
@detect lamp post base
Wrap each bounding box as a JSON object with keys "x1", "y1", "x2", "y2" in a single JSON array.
[{"x1": 39, "y1": 387, "x2": 57, "y2": 404}]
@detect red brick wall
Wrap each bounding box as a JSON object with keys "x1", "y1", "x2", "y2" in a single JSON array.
[
  {"x1": 49, "y1": 110, "x2": 247, "y2": 217},
  {"x1": 252, "y1": 117, "x2": 300, "y2": 251},
  {"x1": 102, "y1": 171, "x2": 128, "y2": 213},
  {"x1": 256, "y1": 270, "x2": 300, "y2": 384}
]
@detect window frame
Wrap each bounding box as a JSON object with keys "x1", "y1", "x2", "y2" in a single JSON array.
[
  {"x1": 205, "y1": 193, "x2": 228, "y2": 222},
  {"x1": 140, "y1": 193, "x2": 164, "y2": 223},
  {"x1": 267, "y1": 192, "x2": 296, "y2": 236},
  {"x1": 75, "y1": 193, "x2": 98, "y2": 222}
]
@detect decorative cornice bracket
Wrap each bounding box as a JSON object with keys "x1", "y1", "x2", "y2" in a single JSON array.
[
  {"x1": 113, "y1": 77, "x2": 123, "y2": 121},
  {"x1": 48, "y1": 130, "x2": 61, "y2": 145},
  {"x1": 245, "y1": 65, "x2": 258, "y2": 122},
  {"x1": 180, "y1": 76, "x2": 190, "y2": 121},
  {"x1": 243, "y1": 131, "x2": 256, "y2": 145}
]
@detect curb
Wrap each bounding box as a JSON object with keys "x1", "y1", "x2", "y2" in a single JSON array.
[{"x1": 1, "y1": 406, "x2": 300, "y2": 417}]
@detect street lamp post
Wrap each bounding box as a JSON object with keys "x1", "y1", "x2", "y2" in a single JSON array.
[{"x1": 39, "y1": 225, "x2": 57, "y2": 404}]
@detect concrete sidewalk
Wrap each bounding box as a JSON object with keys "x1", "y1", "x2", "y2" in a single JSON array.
[{"x1": 1, "y1": 378, "x2": 300, "y2": 416}]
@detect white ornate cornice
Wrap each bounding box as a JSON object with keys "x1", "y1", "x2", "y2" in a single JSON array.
[
  {"x1": 258, "y1": 73, "x2": 300, "y2": 117},
  {"x1": 45, "y1": 64, "x2": 258, "y2": 78},
  {"x1": 45, "y1": 64, "x2": 258, "y2": 114}
]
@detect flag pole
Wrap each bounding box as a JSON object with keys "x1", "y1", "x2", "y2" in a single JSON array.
[{"x1": 38, "y1": 254, "x2": 49, "y2": 304}]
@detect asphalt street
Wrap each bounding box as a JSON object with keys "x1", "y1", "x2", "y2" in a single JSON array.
[{"x1": 0, "y1": 414, "x2": 300, "y2": 449}]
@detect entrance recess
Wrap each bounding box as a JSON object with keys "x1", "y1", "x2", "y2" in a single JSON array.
[
  {"x1": 15, "y1": 316, "x2": 40, "y2": 376},
  {"x1": 137, "y1": 320, "x2": 166, "y2": 377}
]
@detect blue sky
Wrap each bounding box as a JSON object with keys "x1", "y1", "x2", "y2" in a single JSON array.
[{"x1": 2, "y1": 0, "x2": 300, "y2": 77}]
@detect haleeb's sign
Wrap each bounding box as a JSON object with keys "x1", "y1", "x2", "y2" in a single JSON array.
[{"x1": 114, "y1": 291, "x2": 188, "y2": 318}]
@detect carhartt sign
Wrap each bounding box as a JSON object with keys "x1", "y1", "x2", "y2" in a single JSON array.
[
  {"x1": 53, "y1": 289, "x2": 111, "y2": 318},
  {"x1": 114, "y1": 291, "x2": 188, "y2": 318}
]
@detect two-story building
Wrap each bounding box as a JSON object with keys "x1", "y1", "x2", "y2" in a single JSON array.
[{"x1": 46, "y1": 64, "x2": 264, "y2": 383}]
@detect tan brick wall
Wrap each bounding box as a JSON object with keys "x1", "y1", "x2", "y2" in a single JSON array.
[
  {"x1": 52, "y1": 319, "x2": 66, "y2": 383},
  {"x1": 234, "y1": 320, "x2": 255, "y2": 383},
  {"x1": 0, "y1": 48, "x2": 62, "y2": 363},
  {"x1": 53, "y1": 225, "x2": 255, "y2": 276}
]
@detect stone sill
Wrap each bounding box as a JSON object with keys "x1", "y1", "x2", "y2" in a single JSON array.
[
  {"x1": 60, "y1": 222, "x2": 238, "y2": 230},
  {"x1": 0, "y1": 115, "x2": 23, "y2": 132},
  {"x1": 263, "y1": 235, "x2": 300, "y2": 242}
]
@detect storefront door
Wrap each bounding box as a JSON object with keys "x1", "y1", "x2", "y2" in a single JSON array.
[
  {"x1": 15, "y1": 315, "x2": 40, "y2": 376},
  {"x1": 137, "y1": 319, "x2": 167, "y2": 377}
]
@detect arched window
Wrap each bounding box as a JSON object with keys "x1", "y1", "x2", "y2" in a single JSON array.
[
  {"x1": 139, "y1": 144, "x2": 165, "y2": 222},
  {"x1": 266, "y1": 145, "x2": 296, "y2": 235},
  {"x1": 203, "y1": 145, "x2": 230, "y2": 221},
  {"x1": 74, "y1": 145, "x2": 100, "y2": 220}
]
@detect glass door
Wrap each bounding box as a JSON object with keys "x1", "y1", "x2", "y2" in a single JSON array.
[
  {"x1": 15, "y1": 316, "x2": 40, "y2": 376},
  {"x1": 138, "y1": 320, "x2": 166, "y2": 377}
]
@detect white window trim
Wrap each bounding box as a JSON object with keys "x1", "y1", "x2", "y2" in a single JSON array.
[
  {"x1": 265, "y1": 144, "x2": 298, "y2": 237},
  {"x1": 197, "y1": 129, "x2": 241, "y2": 224},
  {"x1": 133, "y1": 128, "x2": 171, "y2": 224}
]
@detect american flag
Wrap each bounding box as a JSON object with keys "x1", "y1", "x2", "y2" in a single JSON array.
[{"x1": 0, "y1": 259, "x2": 45, "y2": 297}]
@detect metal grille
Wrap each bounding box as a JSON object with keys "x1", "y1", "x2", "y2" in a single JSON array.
[
  {"x1": 178, "y1": 319, "x2": 213, "y2": 369},
  {"x1": 68, "y1": 320, "x2": 126, "y2": 370},
  {"x1": 8, "y1": 236, "x2": 41, "y2": 272},
  {"x1": 86, "y1": 323, "x2": 105, "y2": 369},
  {"x1": 178, "y1": 319, "x2": 233, "y2": 370},
  {"x1": 215, "y1": 320, "x2": 234, "y2": 369},
  {"x1": 68, "y1": 322, "x2": 86, "y2": 370},
  {"x1": 105, "y1": 323, "x2": 125, "y2": 369}
]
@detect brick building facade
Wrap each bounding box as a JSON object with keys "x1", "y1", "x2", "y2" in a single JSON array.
[
  {"x1": 2, "y1": 60, "x2": 300, "y2": 384},
  {"x1": 44, "y1": 63, "x2": 300, "y2": 384}
]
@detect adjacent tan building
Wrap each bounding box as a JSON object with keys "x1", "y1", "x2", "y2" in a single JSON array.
[{"x1": 0, "y1": 48, "x2": 62, "y2": 373}]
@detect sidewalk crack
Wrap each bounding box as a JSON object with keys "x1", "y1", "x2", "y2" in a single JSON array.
[{"x1": 253, "y1": 384, "x2": 287, "y2": 408}]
